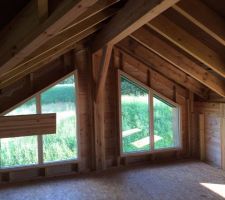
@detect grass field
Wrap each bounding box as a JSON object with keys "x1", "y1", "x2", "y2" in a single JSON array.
[{"x1": 121, "y1": 95, "x2": 175, "y2": 153}]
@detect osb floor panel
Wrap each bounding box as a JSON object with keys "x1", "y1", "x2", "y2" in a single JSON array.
[{"x1": 0, "y1": 160, "x2": 225, "y2": 200}]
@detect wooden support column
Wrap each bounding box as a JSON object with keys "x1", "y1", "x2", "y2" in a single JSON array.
[
  {"x1": 187, "y1": 91, "x2": 194, "y2": 156},
  {"x1": 74, "y1": 47, "x2": 95, "y2": 172},
  {"x1": 199, "y1": 113, "x2": 205, "y2": 161},
  {"x1": 93, "y1": 45, "x2": 113, "y2": 170}
]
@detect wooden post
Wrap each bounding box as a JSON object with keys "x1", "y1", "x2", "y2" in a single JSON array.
[
  {"x1": 187, "y1": 91, "x2": 194, "y2": 156},
  {"x1": 74, "y1": 47, "x2": 95, "y2": 172},
  {"x1": 199, "y1": 114, "x2": 205, "y2": 161},
  {"x1": 93, "y1": 45, "x2": 113, "y2": 170}
]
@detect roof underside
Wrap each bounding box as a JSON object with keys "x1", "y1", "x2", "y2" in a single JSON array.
[{"x1": 0, "y1": 0, "x2": 225, "y2": 113}]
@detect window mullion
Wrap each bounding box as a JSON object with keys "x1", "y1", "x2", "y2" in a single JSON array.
[
  {"x1": 150, "y1": 92, "x2": 154, "y2": 151},
  {"x1": 36, "y1": 94, "x2": 43, "y2": 165}
]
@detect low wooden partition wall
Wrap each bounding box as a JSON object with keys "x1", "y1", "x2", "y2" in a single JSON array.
[{"x1": 194, "y1": 102, "x2": 225, "y2": 169}]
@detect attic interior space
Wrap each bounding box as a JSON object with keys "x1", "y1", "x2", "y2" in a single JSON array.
[{"x1": 0, "y1": 0, "x2": 225, "y2": 199}]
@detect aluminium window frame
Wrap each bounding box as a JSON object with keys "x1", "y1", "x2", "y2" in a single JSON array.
[
  {"x1": 0, "y1": 70, "x2": 79, "y2": 171},
  {"x1": 118, "y1": 70, "x2": 182, "y2": 157}
]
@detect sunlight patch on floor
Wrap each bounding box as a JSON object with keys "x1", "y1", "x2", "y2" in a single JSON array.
[{"x1": 201, "y1": 183, "x2": 225, "y2": 198}]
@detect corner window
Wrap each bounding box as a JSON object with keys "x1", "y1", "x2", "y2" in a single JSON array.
[{"x1": 119, "y1": 73, "x2": 181, "y2": 155}]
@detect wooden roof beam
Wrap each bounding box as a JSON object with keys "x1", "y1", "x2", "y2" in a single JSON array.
[
  {"x1": 131, "y1": 26, "x2": 225, "y2": 97},
  {"x1": 0, "y1": 2, "x2": 121, "y2": 89},
  {"x1": 117, "y1": 37, "x2": 209, "y2": 99},
  {"x1": 148, "y1": 15, "x2": 225, "y2": 79},
  {"x1": 173, "y1": 0, "x2": 225, "y2": 46},
  {"x1": 91, "y1": 0, "x2": 180, "y2": 52},
  {"x1": 0, "y1": 0, "x2": 98, "y2": 75},
  {"x1": 0, "y1": 25, "x2": 101, "y2": 90}
]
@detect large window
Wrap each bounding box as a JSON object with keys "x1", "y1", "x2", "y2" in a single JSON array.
[
  {"x1": 41, "y1": 76, "x2": 77, "y2": 162},
  {"x1": 121, "y1": 77, "x2": 150, "y2": 153},
  {"x1": 119, "y1": 73, "x2": 180, "y2": 155},
  {"x1": 0, "y1": 74, "x2": 78, "y2": 169}
]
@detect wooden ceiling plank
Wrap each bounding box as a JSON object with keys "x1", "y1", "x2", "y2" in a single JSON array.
[
  {"x1": 173, "y1": 0, "x2": 225, "y2": 46},
  {"x1": 0, "y1": 5, "x2": 117, "y2": 89},
  {"x1": 131, "y1": 26, "x2": 225, "y2": 97},
  {"x1": 91, "y1": 0, "x2": 180, "y2": 52},
  {"x1": 117, "y1": 38, "x2": 208, "y2": 99},
  {"x1": 0, "y1": 25, "x2": 101, "y2": 89},
  {"x1": 0, "y1": 0, "x2": 98, "y2": 75},
  {"x1": 60, "y1": 0, "x2": 120, "y2": 34},
  {"x1": 148, "y1": 15, "x2": 225, "y2": 79},
  {"x1": 22, "y1": 6, "x2": 117, "y2": 69}
]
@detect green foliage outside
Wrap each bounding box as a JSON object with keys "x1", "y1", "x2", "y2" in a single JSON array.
[
  {"x1": 0, "y1": 76, "x2": 177, "y2": 168},
  {"x1": 122, "y1": 96, "x2": 175, "y2": 153},
  {"x1": 0, "y1": 79, "x2": 77, "y2": 168},
  {"x1": 121, "y1": 77, "x2": 176, "y2": 153}
]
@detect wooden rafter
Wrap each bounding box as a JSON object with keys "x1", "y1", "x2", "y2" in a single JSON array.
[
  {"x1": 61, "y1": 0, "x2": 120, "y2": 33},
  {"x1": 0, "y1": 1, "x2": 121, "y2": 89},
  {"x1": 131, "y1": 26, "x2": 225, "y2": 97},
  {"x1": 173, "y1": 0, "x2": 225, "y2": 46},
  {"x1": 117, "y1": 38, "x2": 208, "y2": 99},
  {"x1": 91, "y1": 0, "x2": 180, "y2": 52},
  {"x1": 148, "y1": 15, "x2": 225, "y2": 79},
  {"x1": 0, "y1": 25, "x2": 101, "y2": 89},
  {"x1": 0, "y1": 0, "x2": 98, "y2": 75}
]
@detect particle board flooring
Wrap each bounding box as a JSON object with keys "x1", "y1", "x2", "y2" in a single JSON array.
[{"x1": 0, "y1": 160, "x2": 225, "y2": 200}]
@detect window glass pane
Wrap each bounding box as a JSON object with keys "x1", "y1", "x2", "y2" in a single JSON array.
[
  {"x1": 153, "y1": 96, "x2": 179, "y2": 149},
  {"x1": 121, "y1": 76, "x2": 150, "y2": 153},
  {"x1": 0, "y1": 98, "x2": 38, "y2": 168},
  {"x1": 41, "y1": 75, "x2": 77, "y2": 162}
]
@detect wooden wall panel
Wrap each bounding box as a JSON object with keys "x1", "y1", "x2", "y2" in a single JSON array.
[{"x1": 194, "y1": 102, "x2": 225, "y2": 168}]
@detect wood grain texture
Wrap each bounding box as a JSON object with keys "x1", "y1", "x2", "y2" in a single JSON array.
[
  {"x1": 131, "y1": 26, "x2": 225, "y2": 97},
  {"x1": 194, "y1": 102, "x2": 224, "y2": 168},
  {"x1": 0, "y1": 114, "x2": 56, "y2": 138},
  {"x1": 148, "y1": 15, "x2": 225, "y2": 79},
  {"x1": 91, "y1": 0, "x2": 180, "y2": 52},
  {"x1": 173, "y1": 0, "x2": 225, "y2": 46},
  {"x1": 117, "y1": 37, "x2": 209, "y2": 99},
  {"x1": 0, "y1": 0, "x2": 97, "y2": 75}
]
